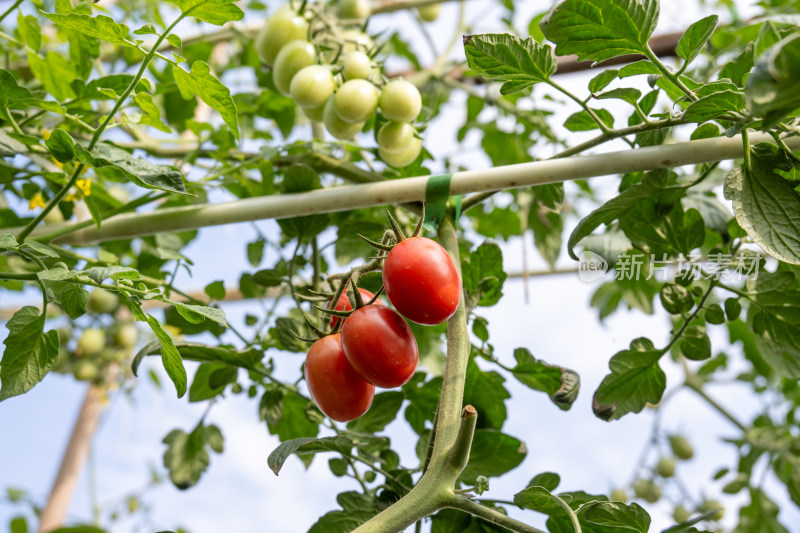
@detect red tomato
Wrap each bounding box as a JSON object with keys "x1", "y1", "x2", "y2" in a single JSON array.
[
  {"x1": 305, "y1": 334, "x2": 374, "y2": 422},
  {"x1": 329, "y1": 288, "x2": 382, "y2": 328},
  {"x1": 382, "y1": 237, "x2": 461, "y2": 325},
  {"x1": 341, "y1": 306, "x2": 418, "y2": 388}
]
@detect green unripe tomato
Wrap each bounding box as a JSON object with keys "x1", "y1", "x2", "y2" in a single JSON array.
[
  {"x1": 672, "y1": 505, "x2": 691, "y2": 523},
  {"x1": 273, "y1": 40, "x2": 317, "y2": 96},
  {"x1": 341, "y1": 30, "x2": 373, "y2": 54},
  {"x1": 334, "y1": 79, "x2": 379, "y2": 123},
  {"x1": 669, "y1": 435, "x2": 695, "y2": 460},
  {"x1": 417, "y1": 4, "x2": 441, "y2": 22},
  {"x1": 73, "y1": 359, "x2": 99, "y2": 381},
  {"x1": 340, "y1": 0, "x2": 371, "y2": 19},
  {"x1": 87, "y1": 288, "x2": 119, "y2": 314},
  {"x1": 379, "y1": 79, "x2": 422, "y2": 122},
  {"x1": 113, "y1": 323, "x2": 138, "y2": 350},
  {"x1": 302, "y1": 102, "x2": 326, "y2": 122},
  {"x1": 290, "y1": 65, "x2": 336, "y2": 109},
  {"x1": 699, "y1": 499, "x2": 724, "y2": 520},
  {"x1": 231, "y1": 383, "x2": 243, "y2": 394},
  {"x1": 363, "y1": 470, "x2": 376, "y2": 483},
  {"x1": 43, "y1": 208, "x2": 64, "y2": 224},
  {"x1": 377, "y1": 121, "x2": 415, "y2": 153},
  {"x1": 343, "y1": 51, "x2": 373, "y2": 81},
  {"x1": 633, "y1": 479, "x2": 661, "y2": 503},
  {"x1": 656, "y1": 457, "x2": 676, "y2": 478},
  {"x1": 379, "y1": 136, "x2": 422, "y2": 167},
  {"x1": 78, "y1": 328, "x2": 106, "y2": 356},
  {"x1": 323, "y1": 96, "x2": 364, "y2": 140},
  {"x1": 255, "y1": 4, "x2": 308, "y2": 66},
  {"x1": 609, "y1": 488, "x2": 627, "y2": 503}
]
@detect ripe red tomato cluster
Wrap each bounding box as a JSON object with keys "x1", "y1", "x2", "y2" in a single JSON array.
[{"x1": 305, "y1": 237, "x2": 461, "y2": 422}]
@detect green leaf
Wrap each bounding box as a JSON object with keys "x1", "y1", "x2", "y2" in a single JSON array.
[
  {"x1": 745, "y1": 34, "x2": 800, "y2": 128},
  {"x1": 42, "y1": 11, "x2": 132, "y2": 46},
  {"x1": 143, "y1": 315, "x2": 187, "y2": 398},
  {"x1": 723, "y1": 145, "x2": 800, "y2": 265},
  {"x1": 27, "y1": 52, "x2": 76, "y2": 101},
  {"x1": 173, "y1": 61, "x2": 239, "y2": 140},
  {"x1": 563, "y1": 108, "x2": 615, "y2": 132},
  {"x1": 690, "y1": 123, "x2": 720, "y2": 140},
  {"x1": 541, "y1": 0, "x2": 659, "y2": 64},
  {"x1": 188, "y1": 363, "x2": 228, "y2": 402},
  {"x1": 683, "y1": 89, "x2": 744, "y2": 123},
  {"x1": 58, "y1": 284, "x2": 89, "y2": 320},
  {"x1": 267, "y1": 391, "x2": 320, "y2": 441},
  {"x1": 597, "y1": 87, "x2": 642, "y2": 106},
  {"x1": 162, "y1": 422, "x2": 223, "y2": 489},
  {"x1": 0, "y1": 234, "x2": 19, "y2": 249},
  {"x1": 528, "y1": 472, "x2": 561, "y2": 491},
  {"x1": 247, "y1": 238, "x2": 265, "y2": 267},
  {"x1": 463, "y1": 33, "x2": 556, "y2": 94},
  {"x1": 589, "y1": 69, "x2": 619, "y2": 93},
  {"x1": 676, "y1": 15, "x2": 718, "y2": 68},
  {"x1": 735, "y1": 489, "x2": 790, "y2": 533},
  {"x1": 82, "y1": 75, "x2": 151, "y2": 100},
  {"x1": 659, "y1": 283, "x2": 693, "y2": 315},
  {"x1": 514, "y1": 486, "x2": 567, "y2": 515},
  {"x1": 134, "y1": 92, "x2": 171, "y2": 133},
  {"x1": 511, "y1": 348, "x2": 580, "y2": 411},
  {"x1": 259, "y1": 387, "x2": 284, "y2": 426},
  {"x1": 746, "y1": 272, "x2": 800, "y2": 378},
  {"x1": 403, "y1": 376, "x2": 442, "y2": 434},
  {"x1": 204, "y1": 280, "x2": 226, "y2": 300},
  {"x1": 277, "y1": 165, "x2": 329, "y2": 240},
  {"x1": 81, "y1": 265, "x2": 140, "y2": 284},
  {"x1": 0, "y1": 130, "x2": 27, "y2": 156},
  {"x1": 463, "y1": 358, "x2": 510, "y2": 430},
  {"x1": 17, "y1": 14, "x2": 41, "y2": 51},
  {"x1": 173, "y1": 302, "x2": 228, "y2": 328},
  {"x1": 568, "y1": 171, "x2": 679, "y2": 260},
  {"x1": 593, "y1": 337, "x2": 665, "y2": 421},
  {"x1": 74, "y1": 144, "x2": 187, "y2": 195},
  {"x1": 618, "y1": 59, "x2": 661, "y2": 78},
  {"x1": 267, "y1": 436, "x2": 353, "y2": 475},
  {"x1": 461, "y1": 241, "x2": 507, "y2": 308},
  {"x1": 170, "y1": 0, "x2": 244, "y2": 25},
  {"x1": 0, "y1": 307, "x2": 60, "y2": 402},
  {"x1": 680, "y1": 326, "x2": 711, "y2": 361},
  {"x1": 22, "y1": 240, "x2": 59, "y2": 258},
  {"x1": 347, "y1": 391, "x2": 404, "y2": 433},
  {"x1": 580, "y1": 501, "x2": 651, "y2": 532},
  {"x1": 308, "y1": 492, "x2": 380, "y2": 533},
  {"x1": 45, "y1": 129, "x2": 76, "y2": 163},
  {"x1": 459, "y1": 430, "x2": 527, "y2": 484}
]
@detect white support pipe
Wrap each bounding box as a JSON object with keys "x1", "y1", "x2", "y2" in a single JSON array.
[{"x1": 22, "y1": 133, "x2": 800, "y2": 246}]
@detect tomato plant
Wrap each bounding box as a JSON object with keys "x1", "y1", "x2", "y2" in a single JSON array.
[
  {"x1": 340, "y1": 305, "x2": 418, "y2": 388},
  {"x1": 2, "y1": 0, "x2": 800, "y2": 532},
  {"x1": 304, "y1": 334, "x2": 375, "y2": 423}
]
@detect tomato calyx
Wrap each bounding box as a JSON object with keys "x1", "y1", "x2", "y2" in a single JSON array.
[{"x1": 314, "y1": 275, "x2": 384, "y2": 323}]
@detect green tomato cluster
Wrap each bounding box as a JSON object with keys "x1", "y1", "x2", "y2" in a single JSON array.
[{"x1": 255, "y1": 2, "x2": 425, "y2": 168}]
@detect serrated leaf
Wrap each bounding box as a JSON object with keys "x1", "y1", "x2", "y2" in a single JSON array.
[
  {"x1": 462, "y1": 241, "x2": 507, "y2": 308},
  {"x1": 42, "y1": 11, "x2": 131, "y2": 46},
  {"x1": 188, "y1": 363, "x2": 228, "y2": 402},
  {"x1": 745, "y1": 34, "x2": 800, "y2": 128},
  {"x1": 204, "y1": 280, "x2": 226, "y2": 300},
  {"x1": 463, "y1": 33, "x2": 556, "y2": 94},
  {"x1": 580, "y1": 501, "x2": 651, "y2": 532},
  {"x1": 593, "y1": 337, "x2": 665, "y2": 421},
  {"x1": 170, "y1": 0, "x2": 244, "y2": 25},
  {"x1": 0, "y1": 234, "x2": 19, "y2": 249},
  {"x1": 683, "y1": 89, "x2": 744, "y2": 123},
  {"x1": 541, "y1": 0, "x2": 659, "y2": 64},
  {"x1": 745, "y1": 272, "x2": 800, "y2": 378},
  {"x1": 82, "y1": 265, "x2": 140, "y2": 284},
  {"x1": 74, "y1": 143, "x2": 188, "y2": 195},
  {"x1": 463, "y1": 358, "x2": 510, "y2": 430},
  {"x1": 597, "y1": 87, "x2": 642, "y2": 105},
  {"x1": 267, "y1": 436, "x2": 353, "y2": 475},
  {"x1": 22, "y1": 240, "x2": 59, "y2": 258},
  {"x1": 173, "y1": 61, "x2": 239, "y2": 140},
  {"x1": 58, "y1": 284, "x2": 89, "y2": 320},
  {"x1": 618, "y1": 59, "x2": 661, "y2": 78},
  {"x1": 162, "y1": 423, "x2": 223, "y2": 489},
  {"x1": 723, "y1": 146, "x2": 800, "y2": 265},
  {"x1": 681, "y1": 326, "x2": 711, "y2": 361},
  {"x1": 676, "y1": 15, "x2": 718, "y2": 68},
  {"x1": 17, "y1": 14, "x2": 41, "y2": 51},
  {"x1": 27, "y1": 52, "x2": 76, "y2": 101},
  {"x1": 0, "y1": 307, "x2": 60, "y2": 402},
  {"x1": 174, "y1": 303, "x2": 228, "y2": 328}
]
